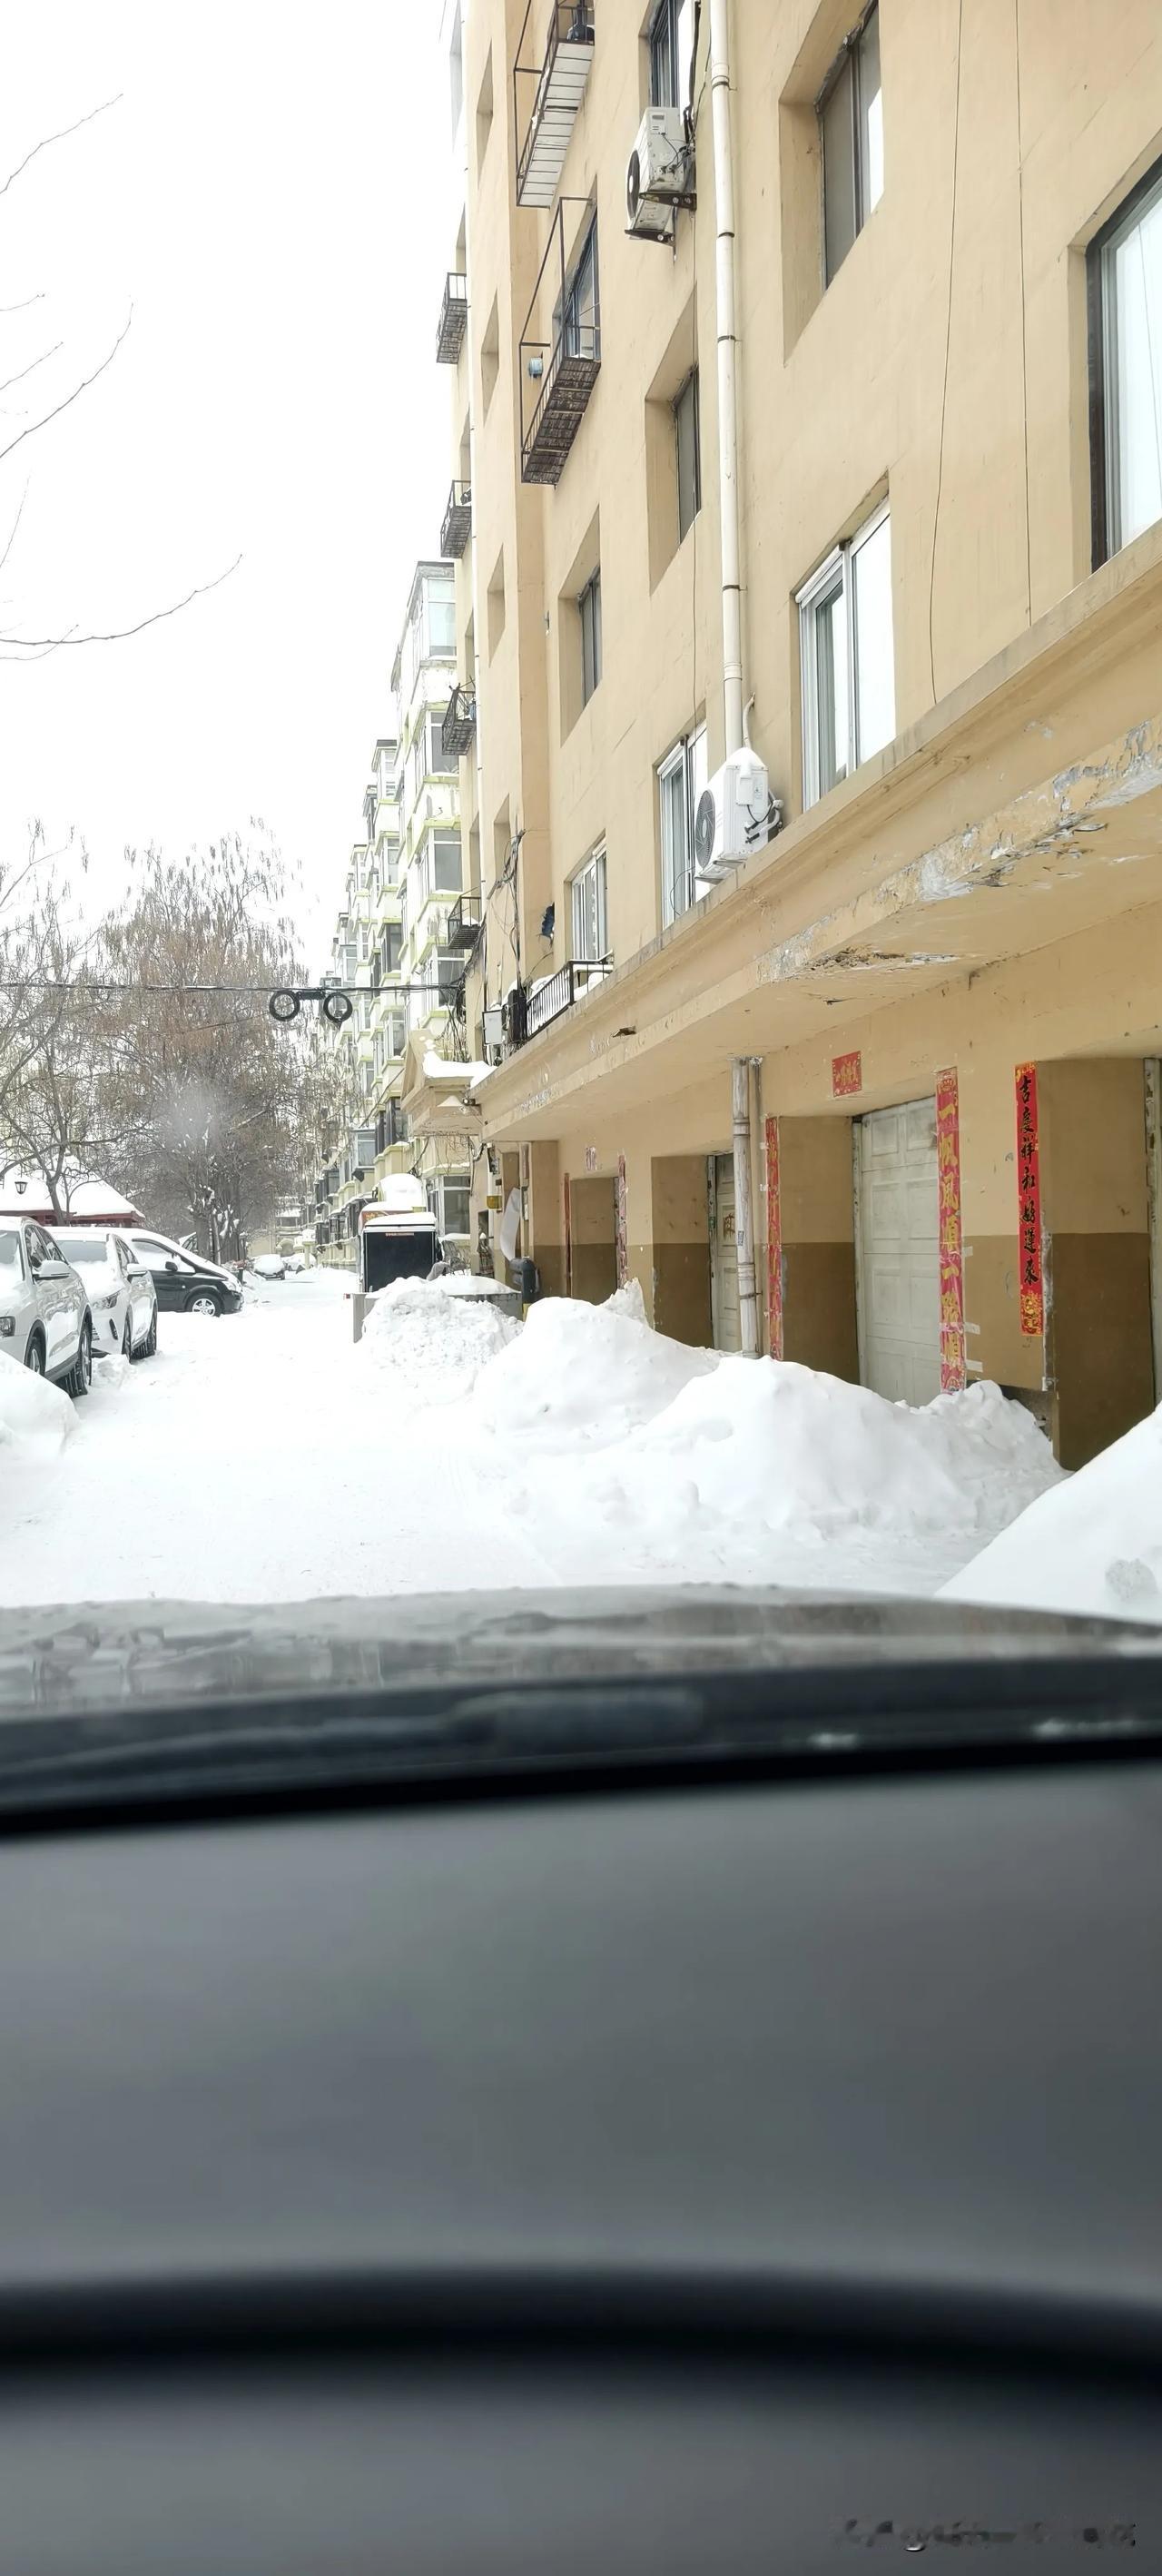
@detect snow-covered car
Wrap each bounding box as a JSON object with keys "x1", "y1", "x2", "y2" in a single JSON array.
[
  {"x1": 0, "y1": 1216, "x2": 93, "y2": 1395},
  {"x1": 251, "y1": 1253, "x2": 288, "y2": 1280},
  {"x1": 50, "y1": 1229, "x2": 158, "y2": 1363},
  {"x1": 123, "y1": 1230, "x2": 244, "y2": 1318}
]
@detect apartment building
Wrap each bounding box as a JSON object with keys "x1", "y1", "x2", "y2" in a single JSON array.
[
  {"x1": 433, "y1": 0, "x2": 1162, "y2": 1465},
  {"x1": 313, "y1": 750, "x2": 412, "y2": 1267},
  {"x1": 392, "y1": 558, "x2": 478, "y2": 1251}
]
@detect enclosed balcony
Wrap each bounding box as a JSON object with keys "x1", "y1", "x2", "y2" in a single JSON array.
[
  {"x1": 520, "y1": 202, "x2": 600, "y2": 487},
  {"x1": 436, "y1": 272, "x2": 468, "y2": 364},
  {"x1": 439, "y1": 479, "x2": 473, "y2": 559},
  {"x1": 513, "y1": 1, "x2": 595, "y2": 211},
  {"x1": 517, "y1": 956, "x2": 612, "y2": 1044},
  {"x1": 447, "y1": 890, "x2": 482, "y2": 949},
  {"x1": 439, "y1": 682, "x2": 477, "y2": 755}
]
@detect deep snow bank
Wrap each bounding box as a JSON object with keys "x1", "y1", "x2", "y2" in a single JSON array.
[
  {"x1": 470, "y1": 1292, "x2": 717, "y2": 1446},
  {"x1": 0, "y1": 1349, "x2": 75, "y2": 1457},
  {"x1": 360, "y1": 1275, "x2": 520, "y2": 1407},
  {"x1": 944, "y1": 1401, "x2": 1162, "y2": 1625}
]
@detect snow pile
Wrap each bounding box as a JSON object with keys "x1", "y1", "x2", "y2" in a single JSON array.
[
  {"x1": 93, "y1": 1351, "x2": 131, "y2": 1392},
  {"x1": 470, "y1": 1292, "x2": 717, "y2": 1448},
  {"x1": 0, "y1": 1349, "x2": 75, "y2": 1457},
  {"x1": 944, "y1": 1402, "x2": 1162, "y2": 1626},
  {"x1": 360, "y1": 1275, "x2": 520, "y2": 1408},
  {"x1": 596, "y1": 1359, "x2": 1062, "y2": 1538}
]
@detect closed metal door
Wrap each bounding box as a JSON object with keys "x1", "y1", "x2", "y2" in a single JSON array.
[{"x1": 856, "y1": 1100, "x2": 940, "y2": 1405}]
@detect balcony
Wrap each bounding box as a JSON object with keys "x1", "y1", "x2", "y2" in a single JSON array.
[
  {"x1": 516, "y1": 956, "x2": 612, "y2": 1044},
  {"x1": 513, "y1": 1, "x2": 595, "y2": 211},
  {"x1": 439, "y1": 682, "x2": 477, "y2": 755},
  {"x1": 439, "y1": 479, "x2": 473, "y2": 559},
  {"x1": 446, "y1": 890, "x2": 482, "y2": 949},
  {"x1": 520, "y1": 202, "x2": 600, "y2": 486},
  {"x1": 436, "y1": 272, "x2": 468, "y2": 365}
]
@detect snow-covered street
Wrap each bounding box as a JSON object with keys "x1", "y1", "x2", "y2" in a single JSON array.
[{"x1": 0, "y1": 1269, "x2": 1071, "y2": 1610}]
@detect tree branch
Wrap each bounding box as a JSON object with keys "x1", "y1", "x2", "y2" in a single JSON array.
[
  {"x1": 0, "y1": 308, "x2": 133, "y2": 469},
  {"x1": 0, "y1": 342, "x2": 64, "y2": 401},
  {"x1": 0, "y1": 554, "x2": 242, "y2": 653},
  {"x1": 0, "y1": 480, "x2": 30, "y2": 581},
  {"x1": 0, "y1": 94, "x2": 123, "y2": 202}
]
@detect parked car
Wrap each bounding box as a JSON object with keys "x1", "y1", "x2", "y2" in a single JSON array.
[
  {"x1": 251, "y1": 1253, "x2": 287, "y2": 1280},
  {"x1": 0, "y1": 1217, "x2": 93, "y2": 1394},
  {"x1": 49, "y1": 1229, "x2": 158, "y2": 1362},
  {"x1": 123, "y1": 1230, "x2": 244, "y2": 1318}
]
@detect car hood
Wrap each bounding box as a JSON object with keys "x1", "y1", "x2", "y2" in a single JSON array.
[{"x1": 0, "y1": 1587, "x2": 1159, "y2": 1726}]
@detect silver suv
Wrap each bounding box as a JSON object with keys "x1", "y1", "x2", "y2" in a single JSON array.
[{"x1": 0, "y1": 1219, "x2": 93, "y2": 1396}]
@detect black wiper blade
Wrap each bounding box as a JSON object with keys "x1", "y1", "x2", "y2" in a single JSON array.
[{"x1": 0, "y1": 1654, "x2": 1160, "y2": 1826}]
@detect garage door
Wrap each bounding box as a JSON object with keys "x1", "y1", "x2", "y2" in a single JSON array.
[
  {"x1": 856, "y1": 1099, "x2": 940, "y2": 1405},
  {"x1": 709, "y1": 1155, "x2": 741, "y2": 1353}
]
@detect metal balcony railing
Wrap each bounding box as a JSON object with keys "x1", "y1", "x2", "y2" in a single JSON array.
[
  {"x1": 513, "y1": 0, "x2": 595, "y2": 210},
  {"x1": 436, "y1": 272, "x2": 468, "y2": 364},
  {"x1": 520, "y1": 200, "x2": 600, "y2": 486},
  {"x1": 514, "y1": 956, "x2": 612, "y2": 1044},
  {"x1": 439, "y1": 479, "x2": 473, "y2": 558},
  {"x1": 439, "y1": 682, "x2": 477, "y2": 755},
  {"x1": 447, "y1": 890, "x2": 482, "y2": 950}
]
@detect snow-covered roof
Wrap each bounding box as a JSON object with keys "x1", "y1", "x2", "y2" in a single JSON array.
[{"x1": 0, "y1": 1169, "x2": 145, "y2": 1223}]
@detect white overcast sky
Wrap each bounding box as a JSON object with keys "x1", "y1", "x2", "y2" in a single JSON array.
[{"x1": 0, "y1": 3, "x2": 455, "y2": 962}]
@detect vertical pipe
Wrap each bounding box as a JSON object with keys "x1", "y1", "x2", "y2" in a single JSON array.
[
  {"x1": 710, "y1": 0, "x2": 743, "y2": 758},
  {"x1": 733, "y1": 1056, "x2": 759, "y2": 1356}
]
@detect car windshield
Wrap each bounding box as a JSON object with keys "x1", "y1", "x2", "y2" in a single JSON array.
[
  {"x1": 0, "y1": 6, "x2": 1160, "y2": 1761},
  {"x1": 52, "y1": 1238, "x2": 112, "y2": 1266}
]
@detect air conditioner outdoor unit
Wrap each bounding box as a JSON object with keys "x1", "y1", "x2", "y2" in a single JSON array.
[
  {"x1": 694, "y1": 751, "x2": 775, "y2": 881},
  {"x1": 625, "y1": 108, "x2": 691, "y2": 239}
]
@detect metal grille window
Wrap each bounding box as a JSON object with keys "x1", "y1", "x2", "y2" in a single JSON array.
[
  {"x1": 819, "y1": 4, "x2": 882, "y2": 284},
  {"x1": 570, "y1": 844, "x2": 608, "y2": 962},
  {"x1": 675, "y1": 369, "x2": 701, "y2": 541},
  {"x1": 578, "y1": 568, "x2": 602, "y2": 706},
  {"x1": 657, "y1": 723, "x2": 707, "y2": 926},
  {"x1": 797, "y1": 499, "x2": 894, "y2": 808},
  {"x1": 1089, "y1": 155, "x2": 1162, "y2": 564}
]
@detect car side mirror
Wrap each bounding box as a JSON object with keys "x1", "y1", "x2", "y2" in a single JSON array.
[
  {"x1": 164, "y1": 1259, "x2": 180, "y2": 1273},
  {"x1": 34, "y1": 1258, "x2": 68, "y2": 1281}
]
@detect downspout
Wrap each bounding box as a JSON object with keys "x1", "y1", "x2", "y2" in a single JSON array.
[{"x1": 710, "y1": 0, "x2": 761, "y2": 1355}]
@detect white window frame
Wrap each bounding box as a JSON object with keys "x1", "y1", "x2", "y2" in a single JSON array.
[
  {"x1": 1094, "y1": 158, "x2": 1162, "y2": 560},
  {"x1": 578, "y1": 568, "x2": 602, "y2": 706},
  {"x1": 657, "y1": 721, "x2": 707, "y2": 926},
  {"x1": 819, "y1": 1, "x2": 883, "y2": 285},
  {"x1": 797, "y1": 498, "x2": 893, "y2": 810},
  {"x1": 675, "y1": 367, "x2": 701, "y2": 542},
  {"x1": 570, "y1": 843, "x2": 608, "y2": 962}
]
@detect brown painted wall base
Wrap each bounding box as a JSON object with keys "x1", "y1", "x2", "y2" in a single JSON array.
[
  {"x1": 571, "y1": 1242, "x2": 616, "y2": 1302},
  {"x1": 782, "y1": 1241, "x2": 860, "y2": 1380},
  {"x1": 654, "y1": 1239, "x2": 713, "y2": 1346},
  {"x1": 1047, "y1": 1231, "x2": 1155, "y2": 1468}
]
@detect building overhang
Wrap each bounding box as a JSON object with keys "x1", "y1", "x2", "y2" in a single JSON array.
[{"x1": 477, "y1": 524, "x2": 1162, "y2": 1143}]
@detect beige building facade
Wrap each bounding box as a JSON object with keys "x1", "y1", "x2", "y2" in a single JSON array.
[{"x1": 438, "y1": 0, "x2": 1162, "y2": 1464}]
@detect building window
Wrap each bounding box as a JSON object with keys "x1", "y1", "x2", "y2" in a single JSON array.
[
  {"x1": 657, "y1": 722, "x2": 708, "y2": 925},
  {"x1": 819, "y1": 3, "x2": 882, "y2": 285},
  {"x1": 796, "y1": 498, "x2": 894, "y2": 808},
  {"x1": 675, "y1": 368, "x2": 701, "y2": 541},
  {"x1": 1089, "y1": 155, "x2": 1162, "y2": 565},
  {"x1": 649, "y1": 0, "x2": 694, "y2": 109},
  {"x1": 571, "y1": 844, "x2": 608, "y2": 961},
  {"x1": 560, "y1": 218, "x2": 599, "y2": 361},
  {"x1": 429, "y1": 709, "x2": 459, "y2": 772},
  {"x1": 578, "y1": 568, "x2": 602, "y2": 705},
  {"x1": 431, "y1": 831, "x2": 463, "y2": 892},
  {"x1": 427, "y1": 589, "x2": 457, "y2": 654},
  {"x1": 434, "y1": 1172, "x2": 472, "y2": 1238}
]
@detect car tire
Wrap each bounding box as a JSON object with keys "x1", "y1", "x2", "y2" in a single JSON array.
[
  {"x1": 65, "y1": 1318, "x2": 92, "y2": 1400},
  {"x1": 24, "y1": 1333, "x2": 45, "y2": 1376},
  {"x1": 186, "y1": 1290, "x2": 221, "y2": 1318},
  {"x1": 143, "y1": 1308, "x2": 158, "y2": 1356},
  {"x1": 122, "y1": 1318, "x2": 133, "y2": 1358}
]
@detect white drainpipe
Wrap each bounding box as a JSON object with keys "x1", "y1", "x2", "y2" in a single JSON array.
[
  {"x1": 710, "y1": 0, "x2": 743, "y2": 760},
  {"x1": 711, "y1": 0, "x2": 760, "y2": 1354}
]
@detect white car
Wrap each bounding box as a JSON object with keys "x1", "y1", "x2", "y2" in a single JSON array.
[
  {"x1": 251, "y1": 1253, "x2": 288, "y2": 1280},
  {"x1": 49, "y1": 1229, "x2": 158, "y2": 1363}
]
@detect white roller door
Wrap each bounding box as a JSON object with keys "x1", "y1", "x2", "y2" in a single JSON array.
[
  {"x1": 709, "y1": 1155, "x2": 742, "y2": 1353},
  {"x1": 856, "y1": 1099, "x2": 940, "y2": 1405}
]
